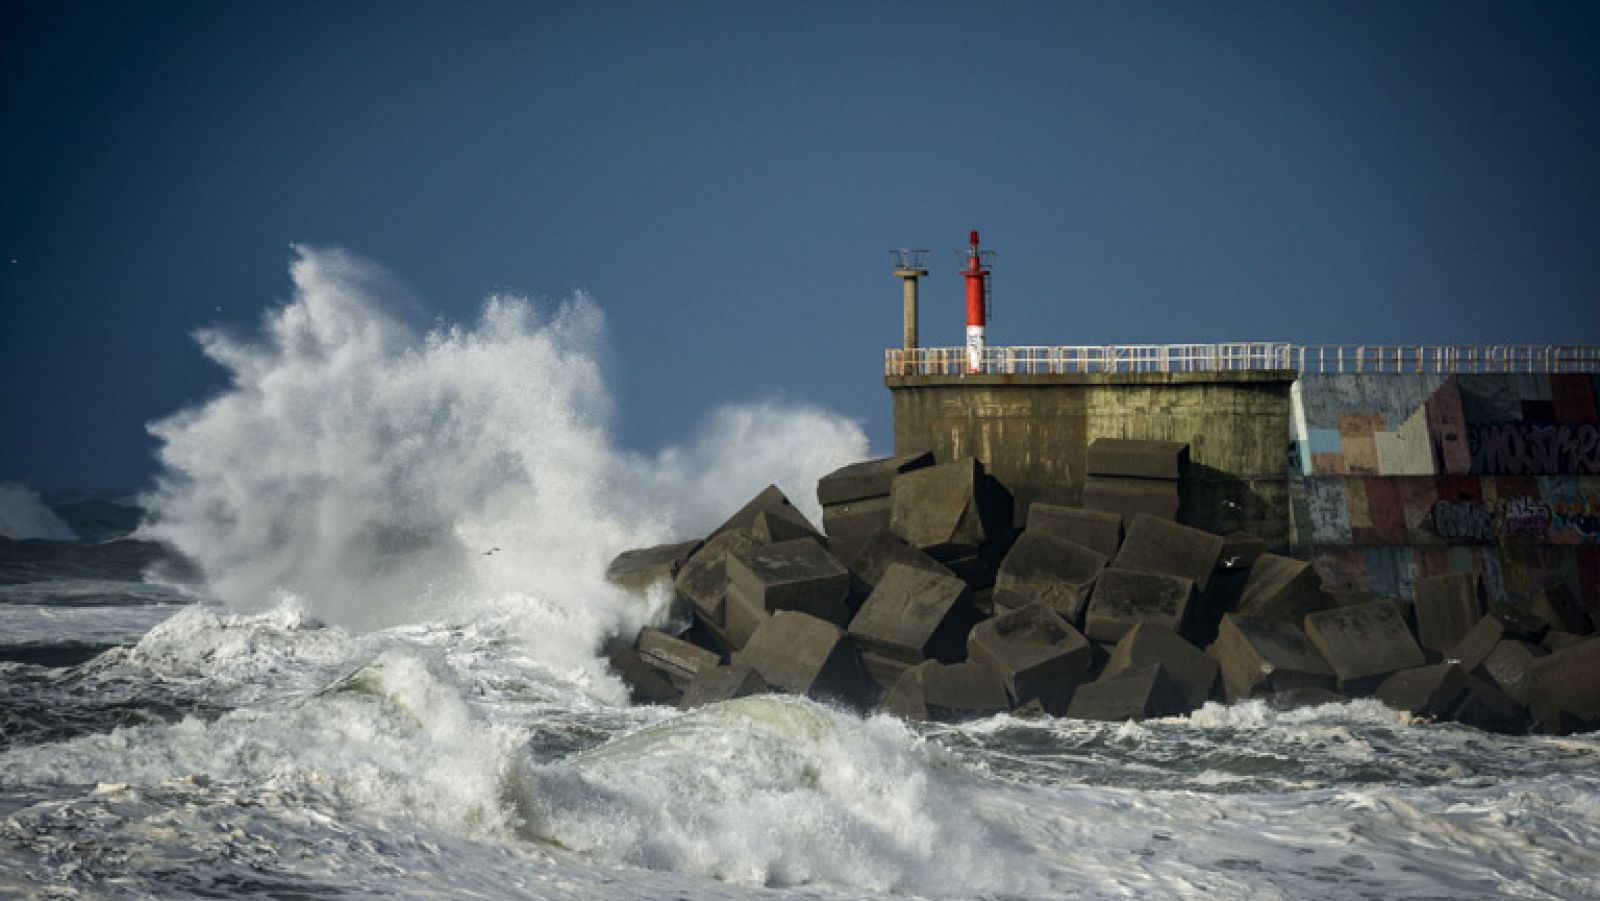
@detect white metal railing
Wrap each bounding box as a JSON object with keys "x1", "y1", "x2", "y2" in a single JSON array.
[{"x1": 884, "y1": 344, "x2": 1600, "y2": 376}]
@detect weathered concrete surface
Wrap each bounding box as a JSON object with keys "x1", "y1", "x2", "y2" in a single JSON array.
[
  {"x1": 1235, "y1": 554, "x2": 1334, "y2": 623},
  {"x1": 817, "y1": 453, "x2": 934, "y2": 506},
  {"x1": 1445, "y1": 615, "x2": 1508, "y2": 675},
  {"x1": 1086, "y1": 438, "x2": 1191, "y2": 481},
  {"x1": 1528, "y1": 585, "x2": 1593, "y2": 636},
  {"x1": 609, "y1": 647, "x2": 682, "y2": 705},
  {"x1": 881, "y1": 659, "x2": 1011, "y2": 722},
  {"x1": 1067, "y1": 663, "x2": 1191, "y2": 721},
  {"x1": 1304, "y1": 601, "x2": 1425, "y2": 695},
  {"x1": 723, "y1": 582, "x2": 770, "y2": 650},
  {"x1": 992, "y1": 530, "x2": 1106, "y2": 621},
  {"x1": 636, "y1": 627, "x2": 720, "y2": 690},
  {"x1": 1414, "y1": 572, "x2": 1484, "y2": 654},
  {"x1": 1026, "y1": 503, "x2": 1123, "y2": 558},
  {"x1": 1485, "y1": 601, "x2": 1550, "y2": 642},
  {"x1": 889, "y1": 456, "x2": 1010, "y2": 558},
  {"x1": 860, "y1": 650, "x2": 915, "y2": 693},
  {"x1": 673, "y1": 529, "x2": 760, "y2": 627},
  {"x1": 1101, "y1": 622, "x2": 1219, "y2": 710},
  {"x1": 887, "y1": 371, "x2": 1295, "y2": 542},
  {"x1": 967, "y1": 602, "x2": 1093, "y2": 712},
  {"x1": 710, "y1": 484, "x2": 822, "y2": 544},
  {"x1": 1372, "y1": 665, "x2": 1522, "y2": 733},
  {"x1": 841, "y1": 530, "x2": 953, "y2": 589},
  {"x1": 1529, "y1": 638, "x2": 1600, "y2": 734},
  {"x1": 1208, "y1": 613, "x2": 1336, "y2": 702},
  {"x1": 1481, "y1": 639, "x2": 1545, "y2": 706},
  {"x1": 726, "y1": 539, "x2": 851, "y2": 626},
  {"x1": 739, "y1": 611, "x2": 865, "y2": 703},
  {"x1": 820, "y1": 496, "x2": 892, "y2": 564},
  {"x1": 606, "y1": 540, "x2": 703, "y2": 594},
  {"x1": 848, "y1": 562, "x2": 978, "y2": 665},
  {"x1": 678, "y1": 663, "x2": 767, "y2": 709},
  {"x1": 1112, "y1": 515, "x2": 1225, "y2": 596},
  {"x1": 1083, "y1": 567, "x2": 1195, "y2": 643},
  {"x1": 1081, "y1": 477, "x2": 1181, "y2": 527}
]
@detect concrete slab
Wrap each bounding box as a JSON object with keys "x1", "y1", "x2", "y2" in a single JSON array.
[
  {"x1": 723, "y1": 582, "x2": 770, "y2": 650},
  {"x1": 709, "y1": 484, "x2": 822, "y2": 543},
  {"x1": 605, "y1": 540, "x2": 703, "y2": 594},
  {"x1": 992, "y1": 530, "x2": 1107, "y2": 622},
  {"x1": 1529, "y1": 638, "x2": 1600, "y2": 735},
  {"x1": 1025, "y1": 503, "x2": 1123, "y2": 558},
  {"x1": 1082, "y1": 567, "x2": 1195, "y2": 643},
  {"x1": 880, "y1": 659, "x2": 1011, "y2": 722},
  {"x1": 1235, "y1": 554, "x2": 1335, "y2": 623},
  {"x1": 727, "y1": 538, "x2": 851, "y2": 626},
  {"x1": 608, "y1": 647, "x2": 682, "y2": 706},
  {"x1": 817, "y1": 452, "x2": 935, "y2": 506},
  {"x1": 1207, "y1": 613, "x2": 1336, "y2": 702},
  {"x1": 673, "y1": 529, "x2": 759, "y2": 626},
  {"x1": 1481, "y1": 639, "x2": 1546, "y2": 706},
  {"x1": 636, "y1": 627, "x2": 721, "y2": 690},
  {"x1": 1081, "y1": 477, "x2": 1181, "y2": 527},
  {"x1": 1086, "y1": 438, "x2": 1191, "y2": 481},
  {"x1": 1067, "y1": 663, "x2": 1191, "y2": 721},
  {"x1": 966, "y1": 603, "x2": 1093, "y2": 712},
  {"x1": 740, "y1": 610, "x2": 866, "y2": 704},
  {"x1": 1304, "y1": 601, "x2": 1425, "y2": 695},
  {"x1": 821, "y1": 496, "x2": 892, "y2": 564},
  {"x1": 1112, "y1": 514, "x2": 1225, "y2": 595},
  {"x1": 860, "y1": 650, "x2": 916, "y2": 693},
  {"x1": 848, "y1": 562, "x2": 979, "y2": 665},
  {"x1": 890, "y1": 456, "x2": 1007, "y2": 558},
  {"x1": 1414, "y1": 572, "x2": 1485, "y2": 654},
  {"x1": 678, "y1": 663, "x2": 767, "y2": 709},
  {"x1": 1374, "y1": 663, "x2": 1476, "y2": 721},
  {"x1": 1445, "y1": 615, "x2": 1508, "y2": 675},
  {"x1": 1101, "y1": 622, "x2": 1219, "y2": 710}
]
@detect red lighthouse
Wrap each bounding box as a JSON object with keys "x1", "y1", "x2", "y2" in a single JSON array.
[{"x1": 962, "y1": 230, "x2": 993, "y2": 373}]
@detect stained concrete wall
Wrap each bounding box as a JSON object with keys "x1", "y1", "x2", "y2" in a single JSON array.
[{"x1": 887, "y1": 371, "x2": 1296, "y2": 544}]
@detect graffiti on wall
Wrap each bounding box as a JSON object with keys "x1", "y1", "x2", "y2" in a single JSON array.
[
  {"x1": 1469, "y1": 422, "x2": 1600, "y2": 475},
  {"x1": 1423, "y1": 494, "x2": 1600, "y2": 543}
]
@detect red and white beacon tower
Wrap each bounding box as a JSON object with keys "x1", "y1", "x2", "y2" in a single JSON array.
[{"x1": 962, "y1": 229, "x2": 994, "y2": 374}]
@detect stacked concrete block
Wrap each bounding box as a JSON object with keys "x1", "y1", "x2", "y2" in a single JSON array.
[
  {"x1": 848, "y1": 563, "x2": 980, "y2": 689},
  {"x1": 1067, "y1": 663, "x2": 1190, "y2": 721},
  {"x1": 673, "y1": 529, "x2": 760, "y2": 650},
  {"x1": 1413, "y1": 572, "x2": 1484, "y2": 654},
  {"x1": 1026, "y1": 503, "x2": 1123, "y2": 558},
  {"x1": 739, "y1": 611, "x2": 866, "y2": 705},
  {"x1": 1112, "y1": 515, "x2": 1225, "y2": 598},
  {"x1": 605, "y1": 539, "x2": 703, "y2": 594},
  {"x1": 1082, "y1": 568, "x2": 1195, "y2": 643},
  {"x1": 841, "y1": 530, "x2": 953, "y2": 589},
  {"x1": 636, "y1": 627, "x2": 720, "y2": 691},
  {"x1": 1080, "y1": 439, "x2": 1188, "y2": 527},
  {"x1": 726, "y1": 539, "x2": 852, "y2": 627},
  {"x1": 678, "y1": 663, "x2": 767, "y2": 709},
  {"x1": 1234, "y1": 554, "x2": 1335, "y2": 624},
  {"x1": 1480, "y1": 640, "x2": 1545, "y2": 706},
  {"x1": 889, "y1": 456, "x2": 1012, "y2": 561},
  {"x1": 967, "y1": 603, "x2": 1093, "y2": 713},
  {"x1": 1373, "y1": 663, "x2": 1523, "y2": 733},
  {"x1": 1527, "y1": 585, "x2": 1593, "y2": 636},
  {"x1": 1207, "y1": 613, "x2": 1335, "y2": 702},
  {"x1": 709, "y1": 484, "x2": 823, "y2": 545},
  {"x1": 991, "y1": 530, "x2": 1107, "y2": 621},
  {"x1": 880, "y1": 660, "x2": 1011, "y2": 722},
  {"x1": 817, "y1": 453, "x2": 934, "y2": 563},
  {"x1": 1100, "y1": 623, "x2": 1219, "y2": 711},
  {"x1": 1528, "y1": 639, "x2": 1600, "y2": 735},
  {"x1": 608, "y1": 646, "x2": 684, "y2": 706},
  {"x1": 1303, "y1": 601, "x2": 1425, "y2": 695}
]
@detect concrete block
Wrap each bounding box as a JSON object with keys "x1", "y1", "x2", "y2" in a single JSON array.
[
  {"x1": 1235, "y1": 554, "x2": 1335, "y2": 623},
  {"x1": 848, "y1": 562, "x2": 979, "y2": 665},
  {"x1": 636, "y1": 627, "x2": 720, "y2": 690},
  {"x1": 605, "y1": 540, "x2": 703, "y2": 594},
  {"x1": 967, "y1": 603, "x2": 1093, "y2": 712},
  {"x1": 1485, "y1": 601, "x2": 1549, "y2": 641},
  {"x1": 1374, "y1": 663, "x2": 1473, "y2": 720},
  {"x1": 992, "y1": 530, "x2": 1107, "y2": 622},
  {"x1": 1207, "y1": 614, "x2": 1336, "y2": 702},
  {"x1": 890, "y1": 457, "x2": 1009, "y2": 558},
  {"x1": 1082, "y1": 477, "x2": 1181, "y2": 527},
  {"x1": 880, "y1": 660, "x2": 1011, "y2": 722},
  {"x1": 817, "y1": 452, "x2": 934, "y2": 506},
  {"x1": 821, "y1": 496, "x2": 892, "y2": 564},
  {"x1": 723, "y1": 582, "x2": 770, "y2": 650},
  {"x1": 1026, "y1": 503, "x2": 1123, "y2": 558},
  {"x1": 1444, "y1": 615, "x2": 1507, "y2": 675},
  {"x1": 1481, "y1": 640, "x2": 1546, "y2": 706},
  {"x1": 1086, "y1": 438, "x2": 1190, "y2": 481},
  {"x1": 1528, "y1": 585, "x2": 1593, "y2": 636},
  {"x1": 1083, "y1": 567, "x2": 1195, "y2": 643},
  {"x1": 1529, "y1": 638, "x2": 1600, "y2": 735},
  {"x1": 1451, "y1": 678, "x2": 1526, "y2": 735},
  {"x1": 727, "y1": 538, "x2": 851, "y2": 626},
  {"x1": 710, "y1": 484, "x2": 822, "y2": 544},
  {"x1": 678, "y1": 663, "x2": 768, "y2": 709},
  {"x1": 1067, "y1": 663, "x2": 1191, "y2": 721},
  {"x1": 941, "y1": 553, "x2": 996, "y2": 590},
  {"x1": 860, "y1": 650, "x2": 916, "y2": 693},
  {"x1": 1112, "y1": 514, "x2": 1225, "y2": 595},
  {"x1": 1413, "y1": 572, "x2": 1484, "y2": 654},
  {"x1": 1304, "y1": 601, "x2": 1425, "y2": 695},
  {"x1": 740, "y1": 611, "x2": 866, "y2": 704},
  {"x1": 841, "y1": 530, "x2": 952, "y2": 589},
  {"x1": 608, "y1": 647, "x2": 681, "y2": 706},
  {"x1": 673, "y1": 529, "x2": 759, "y2": 626},
  {"x1": 1543, "y1": 631, "x2": 1586, "y2": 652},
  {"x1": 1101, "y1": 622, "x2": 1219, "y2": 710}
]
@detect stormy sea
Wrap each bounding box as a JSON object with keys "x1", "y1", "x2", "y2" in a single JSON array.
[{"x1": 3, "y1": 249, "x2": 1598, "y2": 900}]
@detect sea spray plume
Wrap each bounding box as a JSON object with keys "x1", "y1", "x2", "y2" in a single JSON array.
[
  {"x1": 0, "y1": 483, "x2": 78, "y2": 540},
  {"x1": 141, "y1": 246, "x2": 867, "y2": 677}
]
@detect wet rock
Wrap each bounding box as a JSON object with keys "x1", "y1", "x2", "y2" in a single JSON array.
[
  {"x1": 1082, "y1": 567, "x2": 1195, "y2": 643},
  {"x1": 1304, "y1": 601, "x2": 1425, "y2": 696},
  {"x1": 1067, "y1": 663, "x2": 1190, "y2": 721},
  {"x1": 890, "y1": 456, "x2": 1009, "y2": 558},
  {"x1": 710, "y1": 484, "x2": 822, "y2": 544},
  {"x1": 1374, "y1": 664, "x2": 1522, "y2": 733},
  {"x1": 636, "y1": 627, "x2": 720, "y2": 690},
  {"x1": 1207, "y1": 614, "x2": 1335, "y2": 702},
  {"x1": 605, "y1": 540, "x2": 703, "y2": 594},
  {"x1": 1086, "y1": 438, "x2": 1191, "y2": 481},
  {"x1": 966, "y1": 603, "x2": 1093, "y2": 712},
  {"x1": 1528, "y1": 585, "x2": 1593, "y2": 636},
  {"x1": 1026, "y1": 503, "x2": 1123, "y2": 558},
  {"x1": 727, "y1": 538, "x2": 851, "y2": 626},
  {"x1": 1100, "y1": 623, "x2": 1219, "y2": 710},
  {"x1": 841, "y1": 530, "x2": 952, "y2": 589},
  {"x1": 1413, "y1": 572, "x2": 1484, "y2": 654},
  {"x1": 673, "y1": 529, "x2": 760, "y2": 628},
  {"x1": 847, "y1": 562, "x2": 979, "y2": 670},
  {"x1": 1234, "y1": 554, "x2": 1334, "y2": 623},
  {"x1": 678, "y1": 663, "x2": 768, "y2": 709},
  {"x1": 1480, "y1": 640, "x2": 1546, "y2": 706},
  {"x1": 817, "y1": 453, "x2": 935, "y2": 506},
  {"x1": 608, "y1": 647, "x2": 682, "y2": 706},
  {"x1": 880, "y1": 659, "x2": 1011, "y2": 722},
  {"x1": 1111, "y1": 514, "x2": 1225, "y2": 596},
  {"x1": 739, "y1": 610, "x2": 866, "y2": 704},
  {"x1": 1528, "y1": 638, "x2": 1600, "y2": 735},
  {"x1": 992, "y1": 530, "x2": 1106, "y2": 621},
  {"x1": 820, "y1": 496, "x2": 893, "y2": 564},
  {"x1": 1081, "y1": 477, "x2": 1180, "y2": 527}
]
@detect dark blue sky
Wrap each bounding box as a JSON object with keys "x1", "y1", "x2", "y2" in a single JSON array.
[{"x1": 4, "y1": 1, "x2": 1598, "y2": 490}]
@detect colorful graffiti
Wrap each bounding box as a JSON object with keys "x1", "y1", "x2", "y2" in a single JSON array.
[{"x1": 1469, "y1": 422, "x2": 1600, "y2": 475}]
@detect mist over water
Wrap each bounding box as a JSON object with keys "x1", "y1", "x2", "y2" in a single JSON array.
[{"x1": 0, "y1": 483, "x2": 78, "y2": 540}]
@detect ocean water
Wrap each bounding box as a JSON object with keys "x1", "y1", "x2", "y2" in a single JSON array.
[{"x1": 4, "y1": 248, "x2": 1598, "y2": 899}]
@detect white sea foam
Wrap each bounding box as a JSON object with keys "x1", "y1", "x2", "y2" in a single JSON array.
[{"x1": 0, "y1": 482, "x2": 76, "y2": 540}]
